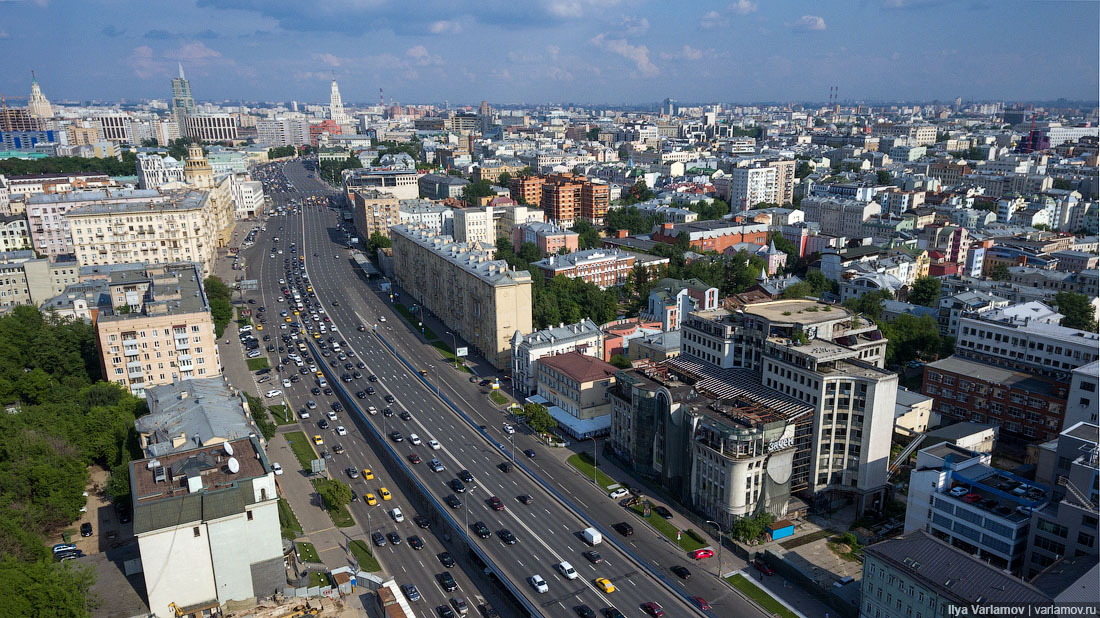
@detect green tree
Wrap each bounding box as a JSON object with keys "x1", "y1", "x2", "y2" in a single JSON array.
[
  {"x1": 843, "y1": 289, "x2": 893, "y2": 320},
  {"x1": 204, "y1": 276, "x2": 234, "y2": 338},
  {"x1": 523, "y1": 403, "x2": 557, "y2": 434},
  {"x1": 268, "y1": 145, "x2": 297, "y2": 159},
  {"x1": 461, "y1": 179, "x2": 496, "y2": 205},
  {"x1": 769, "y1": 232, "x2": 798, "y2": 258},
  {"x1": 319, "y1": 155, "x2": 363, "y2": 185},
  {"x1": 1054, "y1": 292, "x2": 1099, "y2": 332},
  {"x1": 907, "y1": 276, "x2": 942, "y2": 307},
  {"x1": 730, "y1": 512, "x2": 774, "y2": 543},
  {"x1": 779, "y1": 281, "x2": 814, "y2": 299},
  {"x1": 605, "y1": 207, "x2": 660, "y2": 235},
  {"x1": 795, "y1": 161, "x2": 813, "y2": 179},
  {"x1": 609, "y1": 354, "x2": 631, "y2": 369},
  {"x1": 621, "y1": 180, "x2": 655, "y2": 205},
  {"x1": 805, "y1": 270, "x2": 835, "y2": 296},
  {"x1": 367, "y1": 232, "x2": 392, "y2": 254},
  {"x1": 586, "y1": 127, "x2": 601, "y2": 141},
  {"x1": 1052, "y1": 178, "x2": 1074, "y2": 191},
  {"x1": 990, "y1": 263, "x2": 1011, "y2": 281},
  {"x1": 315, "y1": 478, "x2": 352, "y2": 512},
  {"x1": 1032, "y1": 223, "x2": 1051, "y2": 231},
  {"x1": 0, "y1": 556, "x2": 97, "y2": 617},
  {"x1": 880, "y1": 314, "x2": 945, "y2": 366},
  {"x1": 496, "y1": 171, "x2": 512, "y2": 187},
  {"x1": 876, "y1": 170, "x2": 892, "y2": 185},
  {"x1": 571, "y1": 220, "x2": 602, "y2": 250}
]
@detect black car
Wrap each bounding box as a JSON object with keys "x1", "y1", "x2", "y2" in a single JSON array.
[
  {"x1": 653, "y1": 505, "x2": 673, "y2": 519},
  {"x1": 385, "y1": 394, "x2": 396, "y2": 403},
  {"x1": 367, "y1": 387, "x2": 376, "y2": 395},
  {"x1": 311, "y1": 386, "x2": 321, "y2": 395},
  {"x1": 383, "y1": 407, "x2": 394, "y2": 417},
  {"x1": 517, "y1": 494, "x2": 533, "y2": 505},
  {"x1": 402, "y1": 584, "x2": 421, "y2": 602},
  {"x1": 341, "y1": 374, "x2": 353, "y2": 383},
  {"x1": 115, "y1": 502, "x2": 132, "y2": 524},
  {"x1": 449, "y1": 479, "x2": 466, "y2": 493},
  {"x1": 371, "y1": 532, "x2": 386, "y2": 547},
  {"x1": 612, "y1": 522, "x2": 634, "y2": 536},
  {"x1": 414, "y1": 515, "x2": 431, "y2": 529},
  {"x1": 390, "y1": 431, "x2": 403, "y2": 442},
  {"x1": 574, "y1": 606, "x2": 596, "y2": 618},
  {"x1": 479, "y1": 604, "x2": 500, "y2": 618},
  {"x1": 437, "y1": 571, "x2": 458, "y2": 592},
  {"x1": 601, "y1": 610, "x2": 626, "y2": 618},
  {"x1": 523, "y1": 449, "x2": 537, "y2": 458},
  {"x1": 356, "y1": 391, "x2": 367, "y2": 399},
  {"x1": 356, "y1": 361, "x2": 366, "y2": 369},
  {"x1": 438, "y1": 552, "x2": 455, "y2": 568},
  {"x1": 408, "y1": 535, "x2": 425, "y2": 550},
  {"x1": 498, "y1": 462, "x2": 513, "y2": 473},
  {"x1": 497, "y1": 529, "x2": 517, "y2": 545},
  {"x1": 458, "y1": 469, "x2": 474, "y2": 483},
  {"x1": 344, "y1": 362, "x2": 353, "y2": 370},
  {"x1": 323, "y1": 387, "x2": 333, "y2": 395},
  {"x1": 398, "y1": 410, "x2": 412, "y2": 421},
  {"x1": 80, "y1": 523, "x2": 93, "y2": 537},
  {"x1": 256, "y1": 367, "x2": 271, "y2": 375},
  {"x1": 387, "y1": 532, "x2": 402, "y2": 545},
  {"x1": 436, "y1": 606, "x2": 455, "y2": 618},
  {"x1": 582, "y1": 550, "x2": 602, "y2": 564},
  {"x1": 670, "y1": 565, "x2": 691, "y2": 579},
  {"x1": 352, "y1": 371, "x2": 363, "y2": 379},
  {"x1": 369, "y1": 374, "x2": 378, "y2": 382},
  {"x1": 318, "y1": 419, "x2": 329, "y2": 430},
  {"x1": 444, "y1": 494, "x2": 461, "y2": 509},
  {"x1": 472, "y1": 521, "x2": 491, "y2": 538}
]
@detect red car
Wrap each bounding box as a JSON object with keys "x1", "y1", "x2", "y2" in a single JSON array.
[
  {"x1": 487, "y1": 496, "x2": 505, "y2": 511},
  {"x1": 962, "y1": 493, "x2": 982, "y2": 504},
  {"x1": 691, "y1": 597, "x2": 711, "y2": 611},
  {"x1": 754, "y1": 559, "x2": 775, "y2": 576},
  {"x1": 407, "y1": 453, "x2": 422, "y2": 464},
  {"x1": 689, "y1": 548, "x2": 715, "y2": 560},
  {"x1": 640, "y1": 602, "x2": 664, "y2": 617}
]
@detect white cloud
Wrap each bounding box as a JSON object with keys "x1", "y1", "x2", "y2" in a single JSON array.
[
  {"x1": 405, "y1": 45, "x2": 442, "y2": 66},
  {"x1": 590, "y1": 33, "x2": 658, "y2": 77},
  {"x1": 699, "y1": 10, "x2": 727, "y2": 29},
  {"x1": 315, "y1": 53, "x2": 342, "y2": 67},
  {"x1": 545, "y1": 0, "x2": 616, "y2": 19},
  {"x1": 547, "y1": 45, "x2": 560, "y2": 60},
  {"x1": 428, "y1": 20, "x2": 461, "y2": 34},
  {"x1": 129, "y1": 41, "x2": 232, "y2": 79},
  {"x1": 660, "y1": 45, "x2": 704, "y2": 61},
  {"x1": 621, "y1": 16, "x2": 649, "y2": 35},
  {"x1": 547, "y1": 67, "x2": 574, "y2": 81},
  {"x1": 729, "y1": 0, "x2": 757, "y2": 15},
  {"x1": 790, "y1": 15, "x2": 826, "y2": 31}
]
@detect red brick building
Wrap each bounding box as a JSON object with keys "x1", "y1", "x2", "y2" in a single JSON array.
[{"x1": 650, "y1": 221, "x2": 769, "y2": 253}]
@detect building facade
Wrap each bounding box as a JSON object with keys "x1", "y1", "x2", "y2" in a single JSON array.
[
  {"x1": 350, "y1": 189, "x2": 401, "y2": 243},
  {"x1": 531, "y1": 351, "x2": 618, "y2": 439},
  {"x1": 531, "y1": 248, "x2": 668, "y2": 289},
  {"x1": 28, "y1": 188, "x2": 168, "y2": 259}
]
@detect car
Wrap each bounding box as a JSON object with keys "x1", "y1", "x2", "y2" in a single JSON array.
[
  {"x1": 437, "y1": 571, "x2": 458, "y2": 592},
  {"x1": 387, "y1": 532, "x2": 402, "y2": 545},
  {"x1": 401, "y1": 584, "x2": 421, "y2": 602},
  {"x1": 472, "y1": 521, "x2": 491, "y2": 538},
  {"x1": 271, "y1": 462, "x2": 283, "y2": 475},
  {"x1": 264, "y1": 389, "x2": 282, "y2": 398},
  {"x1": 115, "y1": 502, "x2": 132, "y2": 524},
  {"x1": 385, "y1": 394, "x2": 396, "y2": 403},
  {"x1": 691, "y1": 597, "x2": 712, "y2": 611},
  {"x1": 379, "y1": 487, "x2": 392, "y2": 501},
  {"x1": 502, "y1": 424, "x2": 515, "y2": 435},
  {"x1": 347, "y1": 467, "x2": 359, "y2": 479},
  {"x1": 428, "y1": 439, "x2": 442, "y2": 450},
  {"x1": 414, "y1": 515, "x2": 431, "y2": 529},
  {"x1": 962, "y1": 493, "x2": 982, "y2": 504},
  {"x1": 948, "y1": 486, "x2": 969, "y2": 498},
  {"x1": 382, "y1": 407, "x2": 393, "y2": 417},
  {"x1": 528, "y1": 574, "x2": 548, "y2": 593},
  {"x1": 612, "y1": 522, "x2": 633, "y2": 536},
  {"x1": 653, "y1": 505, "x2": 673, "y2": 519},
  {"x1": 449, "y1": 479, "x2": 466, "y2": 493},
  {"x1": 379, "y1": 316, "x2": 387, "y2": 322},
  {"x1": 450, "y1": 597, "x2": 469, "y2": 616},
  {"x1": 601, "y1": 609, "x2": 625, "y2": 618},
  {"x1": 311, "y1": 387, "x2": 321, "y2": 395},
  {"x1": 366, "y1": 386, "x2": 376, "y2": 395},
  {"x1": 356, "y1": 390, "x2": 367, "y2": 399},
  {"x1": 281, "y1": 378, "x2": 292, "y2": 388},
  {"x1": 640, "y1": 602, "x2": 664, "y2": 617},
  {"x1": 444, "y1": 494, "x2": 461, "y2": 509},
  {"x1": 497, "y1": 529, "x2": 517, "y2": 545},
  {"x1": 409, "y1": 434, "x2": 422, "y2": 445},
  {"x1": 318, "y1": 419, "x2": 329, "y2": 430},
  {"x1": 408, "y1": 535, "x2": 425, "y2": 550},
  {"x1": 754, "y1": 558, "x2": 775, "y2": 575},
  {"x1": 556, "y1": 561, "x2": 579, "y2": 580},
  {"x1": 430, "y1": 459, "x2": 445, "y2": 472},
  {"x1": 398, "y1": 410, "x2": 411, "y2": 421},
  {"x1": 333, "y1": 444, "x2": 345, "y2": 454},
  {"x1": 408, "y1": 453, "x2": 422, "y2": 464},
  {"x1": 80, "y1": 522, "x2": 93, "y2": 537},
  {"x1": 336, "y1": 425, "x2": 347, "y2": 436},
  {"x1": 257, "y1": 375, "x2": 272, "y2": 384},
  {"x1": 574, "y1": 606, "x2": 596, "y2": 618},
  {"x1": 365, "y1": 493, "x2": 377, "y2": 505},
  {"x1": 390, "y1": 431, "x2": 404, "y2": 442},
  {"x1": 689, "y1": 548, "x2": 715, "y2": 560},
  {"x1": 371, "y1": 532, "x2": 386, "y2": 547},
  {"x1": 438, "y1": 552, "x2": 455, "y2": 568},
  {"x1": 523, "y1": 449, "x2": 537, "y2": 458},
  {"x1": 670, "y1": 565, "x2": 691, "y2": 579},
  {"x1": 436, "y1": 606, "x2": 455, "y2": 618},
  {"x1": 487, "y1": 496, "x2": 504, "y2": 511},
  {"x1": 608, "y1": 488, "x2": 629, "y2": 499},
  {"x1": 312, "y1": 435, "x2": 324, "y2": 445},
  {"x1": 356, "y1": 361, "x2": 366, "y2": 369},
  {"x1": 358, "y1": 325, "x2": 366, "y2": 331},
  {"x1": 53, "y1": 543, "x2": 78, "y2": 555},
  {"x1": 517, "y1": 494, "x2": 533, "y2": 505},
  {"x1": 369, "y1": 374, "x2": 378, "y2": 382},
  {"x1": 363, "y1": 468, "x2": 374, "y2": 480},
  {"x1": 498, "y1": 462, "x2": 514, "y2": 473}
]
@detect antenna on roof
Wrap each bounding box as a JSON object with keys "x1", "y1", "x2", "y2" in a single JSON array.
[
  {"x1": 227, "y1": 457, "x2": 239, "y2": 474},
  {"x1": 223, "y1": 442, "x2": 234, "y2": 456}
]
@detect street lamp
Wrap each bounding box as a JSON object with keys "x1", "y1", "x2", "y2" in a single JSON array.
[
  {"x1": 590, "y1": 437, "x2": 600, "y2": 486},
  {"x1": 509, "y1": 433, "x2": 516, "y2": 464},
  {"x1": 446, "y1": 331, "x2": 458, "y2": 369},
  {"x1": 706, "y1": 520, "x2": 724, "y2": 579},
  {"x1": 364, "y1": 504, "x2": 382, "y2": 548},
  {"x1": 463, "y1": 484, "x2": 477, "y2": 535}
]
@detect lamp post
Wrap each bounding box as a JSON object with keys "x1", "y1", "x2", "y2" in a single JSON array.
[
  {"x1": 591, "y1": 437, "x2": 599, "y2": 486},
  {"x1": 446, "y1": 331, "x2": 458, "y2": 369},
  {"x1": 509, "y1": 433, "x2": 516, "y2": 463},
  {"x1": 706, "y1": 519, "x2": 723, "y2": 579},
  {"x1": 464, "y1": 484, "x2": 477, "y2": 535}
]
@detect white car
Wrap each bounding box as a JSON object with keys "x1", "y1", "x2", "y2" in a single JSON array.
[
  {"x1": 271, "y1": 462, "x2": 283, "y2": 475},
  {"x1": 409, "y1": 434, "x2": 422, "y2": 446},
  {"x1": 265, "y1": 389, "x2": 282, "y2": 398},
  {"x1": 502, "y1": 424, "x2": 515, "y2": 435},
  {"x1": 247, "y1": 350, "x2": 261, "y2": 359},
  {"x1": 299, "y1": 409, "x2": 310, "y2": 419},
  {"x1": 391, "y1": 507, "x2": 404, "y2": 522},
  {"x1": 366, "y1": 406, "x2": 378, "y2": 415},
  {"x1": 327, "y1": 410, "x2": 337, "y2": 420},
  {"x1": 528, "y1": 574, "x2": 548, "y2": 593},
  {"x1": 282, "y1": 379, "x2": 292, "y2": 388},
  {"x1": 336, "y1": 426, "x2": 347, "y2": 436},
  {"x1": 427, "y1": 439, "x2": 441, "y2": 450},
  {"x1": 555, "y1": 561, "x2": 578, "y2": 580},
  {"x1": 379, "y1": 316, "x2": 386, "y2": 322},
  {"x1": 608, "y1": 488, "x2": 629, "y2": 500}
]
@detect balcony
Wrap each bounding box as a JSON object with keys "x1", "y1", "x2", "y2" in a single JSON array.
[
  {"x1": 174, "y1": 338, "x2": 190, "y2": 350},
  {"x1": 123, "y1": 345, "x2": 140, "y2": 357}
]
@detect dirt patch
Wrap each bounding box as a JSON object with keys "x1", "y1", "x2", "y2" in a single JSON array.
[{"x1": 68, "y1": 466, "x2": 133, "y2": 555}]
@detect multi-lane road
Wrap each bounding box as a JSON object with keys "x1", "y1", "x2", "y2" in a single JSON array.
[{"x1": 238, "y1": 159, "x2": 764, "y2": 617}]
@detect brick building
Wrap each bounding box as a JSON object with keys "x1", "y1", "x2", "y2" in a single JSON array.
[
  {"x1": 531, "y1": 248, "x2": 668, "y2": 289},
  {"x1": 650, "y1": 221, "x2": 768, "y2": 253},
  {"x1": 508, "y1": 175, "x2": 545, "y2": 207}
]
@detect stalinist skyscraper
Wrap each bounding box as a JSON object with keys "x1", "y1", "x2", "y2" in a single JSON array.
[
  {"x1": 329, "y1": 75, "x2": 349, "y2": 125},
  {"x1": 27, "y1": 71, "x2": 53, "y2": 119}
]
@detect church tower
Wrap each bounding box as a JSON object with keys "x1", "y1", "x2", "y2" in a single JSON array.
[{"x1": 183, "y1": 144, "x2": 213, "y2": 189}]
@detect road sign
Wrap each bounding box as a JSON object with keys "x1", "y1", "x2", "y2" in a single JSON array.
[
  {"x1": 456, "y1": 347, "x2": 468, "y2": 357},
  {"x1": 310, "y1": 458, "x2": 326, "y2": 474}
]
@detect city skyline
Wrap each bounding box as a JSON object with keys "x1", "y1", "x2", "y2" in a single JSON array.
[{"x1": 1, "y1": 0, "x2": 1097, "y2": 105}]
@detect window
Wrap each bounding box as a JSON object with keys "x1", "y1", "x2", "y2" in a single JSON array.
[
  {"x1": 1038, "y1": 520, "x2": 1069, "y2": 538},
  {"x1": 193, "y1": 527, "x2": 201, "y2": 537},
  {"x1": 246, "y1": 510, "x2": 253, "y2": 521},
  {"x1": 1078, "y1": 532, "x2": 1095, "y2": 549}
]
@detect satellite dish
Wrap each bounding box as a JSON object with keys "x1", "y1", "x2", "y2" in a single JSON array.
[
  {"x1": 227, "y1": 457, "x2": 240, "y2": 474},
  {"x1": 223, "y1": 442, "x2": 234, "y2": 456}
]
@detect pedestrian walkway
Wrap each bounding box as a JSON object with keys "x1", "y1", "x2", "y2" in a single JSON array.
[{"x1": 733, "y1": 568, "x2": 808, "y2": 618}]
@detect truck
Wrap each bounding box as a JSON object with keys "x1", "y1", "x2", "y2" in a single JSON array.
[
  {"x1": 583, "y1": 527, "x2": 603, "y2": 545},
  {"x1": 377, "y1": 579, "x2": 413, "y2": 618}
]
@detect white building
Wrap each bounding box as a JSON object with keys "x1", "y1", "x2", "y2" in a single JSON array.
[
  {"x1": 230, "y1": 177, "x2": 265, "y2": 219},
  {"x1": 0, "y1": 215, "x2": 32, "y2": 253},
  {"x1": 399, "y1": 199, "x2": 454, "y2": 237},
  {"x1": 185, "y1": 114, "x2": 239, "y2": 142},
  {"x1": 1065, "y1": 361, "x2": 1100, "y2": 427},
  {"x1": 727, "y1": 166, "x2": 778, "y2": 209},
  {"x1": 137, "y1": 153, "x2": 186, "y2": 190},
  {"x1": 28, "y1": 189, "x2": 168, "y2": 258},
  {"x1": 131, "y1": 435, "x2": 284, "y2": 618},
  {"x1": 510, "y1": 319, "x2": 605, "y2": 396},
  {"x1": 256, "y1": 117, "x2": 310, "y2": 147},
  {"x1": 801, "y1": 196, "x2": 882, "y2": 238}
]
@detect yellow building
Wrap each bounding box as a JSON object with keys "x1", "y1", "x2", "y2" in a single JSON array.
[
  {"x1": 349, "y1": 189, "x2": 401, "y2": 242},
  {"x1": 95, "y1": 263, "x2": 221, "y2": 398},
  {"x1": 183, "y1": 145, "x2": 235, "y2": 247}
]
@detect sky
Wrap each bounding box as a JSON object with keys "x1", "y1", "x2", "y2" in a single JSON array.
[{"x1": 1, "y1": 0, "x2": 1097, "y2": 107}]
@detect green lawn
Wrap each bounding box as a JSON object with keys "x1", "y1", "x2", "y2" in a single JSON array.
[
  {"x1": 628, "y1": 503, "x2": 707, "y2": 552},
  {"x1": 488, "y1": 390, "x2": 509, "y2": 406},
  {"x1": 246, "y1": 357, "x2": 270, "y2": 371},
  {"x1": 726, "y1": 574, "x2": 798, "y2": 618},
  {"x1": 279, "y1": 498, "x2": 302, "y2": 540},
  {"x1": 310, "y1": 479, "x2": 356, "y2": 528},
  {"x1": 349, "y1": 539, "x2": 382, "y2": 572},
  {"x1": 566, "y1": 453, "x2": 617, "y2": 490},
  {"x1": 297, "y1": 541, "x2": 321, "y2": 563},
  {"x1": 269, "y1": 404, "x2": 295, "y2": 425},
  {"x1": 308, "y1": 571, "x2": 330, "y2": 588},
  {"x1": 285, "y1": 431, "x2": 317, "y2": 470}
]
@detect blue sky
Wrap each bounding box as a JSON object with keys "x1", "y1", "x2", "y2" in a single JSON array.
[{"x1": 1, "y1": 0, "x2": 1097, "y2": 106}]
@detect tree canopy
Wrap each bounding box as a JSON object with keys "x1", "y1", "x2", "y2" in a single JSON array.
[
  {"x1": 1054, "y1": 292, "x2": 1099, "y2": 332},
  {"x1": 367, "y1": 232, "x2": 392, "y2": 254},
  {"x1": 203, "y1": 276, "x2": 233, "y2": 338},
  {"x1": 571, "y1": 220, "x2": 602, "y2": 250},
  {"x1": 907, "y1": 276, "x2": 942, "y2": 307},
  {"x1": 620, "y1": 180, "x2": 655, "y2": 205},
  {"x1": 605, "y1": 207, "x2": 660, "y2": 235},
  {"x1": 461, "y1": 179, "x2": 496, "y2": 205},
  {"x1": 319, "y1": 156, "x2": 362, "y2": 184},
  {"x1": 0, "y1": 152, "x2": 139, "y2": 178},
  {"x1": 687, "y1": 199, "x2": 730, "y2": 221},
  {"x1": 267, "y1": 145, "x2": 297, "y2": 159}
]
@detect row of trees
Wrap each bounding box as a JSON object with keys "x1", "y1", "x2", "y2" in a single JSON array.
[
  {"x1": 0, "y1": 152, "x2": 139, "y2": 177},
  {"x1": 204, "y1": 276, "x2": 234, "y2": 337},
  {"x1": 319, "y1": 155, "x2": 362, "y2": 184}
]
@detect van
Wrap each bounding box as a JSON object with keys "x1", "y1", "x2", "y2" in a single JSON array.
[
  {"x1": 317, "y1": 377, "x2": 328, "y2": 387},
  {"x1": 391, "y1": 507, "x2": 404, "y2": 522}
]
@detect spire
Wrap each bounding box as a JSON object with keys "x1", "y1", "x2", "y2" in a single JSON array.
[
  {"x1": 31, "y1": 69, "x2": 37, "y2": 84},
  {"x1": 758, "y1": 267, "x2": 768, "y2": 281},
  {"x1": 178, "y1": 62, "x2": 185, "y2": 79}
]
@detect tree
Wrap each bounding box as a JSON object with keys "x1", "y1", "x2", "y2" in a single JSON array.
[
  {"x1": 795, "y1": 161, "x2": 813, "y2": 179},
  {"x1": 1032, "y1": 223, "x2": 1051, "y2": 231},
  {"x1": 586, "y1": 127, "x2": 601, "y2": 141},
  {"x1": 1052, "y1": 178, "x2": 1074, "y2": 191},
  {"x1": 522, "y1": 403, "x2": 557, "y2": 434},
  {"x1": 1054, "y1": 292, "x2": 1099, "y2": 332},
  {"x1": 876, "y1": 170, "x2": 892, "y2": 185},
  {"x1": 779, "y1": 281, "x2": 814, "y2": 299},
  {"x1": 315, "y1": 478, "x2": 352, "y2": 512},
  {"x1": 769, "y1": 232, "x2": 798, "y2": 258},
  {"x1": 496, "y1": 171, "x2": 512, "y2": 187},
  {"x1": 605, "y1": 207, "x2": 659, "y2": 235},
  {"x1": 730, "y1": 512, "x2": 774, "y2": 544},
  {"x1": 688, "y1": 199, "x2": 730, "y2": 221},
  {"x1": 805, "y1": 270, "x2": 835, "y2": 296},
  {"x1": 0, "y1": 556, "x2": 98, "y2": 617},
  {"x1": 368, "y1": 232, "x2": 391, "y2": 254},
  {"x1": 461, "y1": 179, "x2": 496, "y2": 205},
  {"x1": 140, "y1": 138, "x2": 159, "y2": 148},
  {"x1": 880, "y1": 314, "x2": 945, "y2": 366},
  {"x1": 609, "y1": 354, "x2": 631, "y2": 369},
  {"x1": 907, "y1": 276, "x2": 942, "y2": 307},
  {"x1": 990, "y1": 263, "x2": 1011, "y2": 281},
  {"x1": 843, "y1": 289, "x2": 893, "y2": 320},
  {"x1": 203, "y1": 276, "x2": 233, "y2": 338},
  {"x1": 621, "y1": 180, "x2": 655, "y2": 205},
  {"x1": 571, "y1": 220, "x2": 602, "y2": 250},
  {"x1": 268, "y1": 145, "x2": 297, "y2": 159}
]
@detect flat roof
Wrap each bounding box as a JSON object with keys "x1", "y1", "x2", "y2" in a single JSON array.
[
  {"x1": 926, "y1": 356, "x2": 1058, "y2": 396},
  {"x1": 67, "y1": 190, "x2": 207, "y2": 216},
  {"x1": 743, "y1": 298, "x2": 852, "y2": 325}
]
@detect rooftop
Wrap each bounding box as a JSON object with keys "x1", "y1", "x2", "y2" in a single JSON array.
[
  {"x1": 67, "y1": 189, "x2": 207, "y2": 217},
  {"x1": 925, "y1": 421, "x2": 997, "y2": 442},
  {"x1": 667, "y1": 355, "x2": 814, "y2": 420},
  {"x1": 926, "y1": 356, "x2": 1059, "y2": 397},
  {"x1": 539, "y1": 351, "x2": 618, "y2": 384},
  {"x1": 513, "y1": 318, "x2": 602, "y2": 350},
  {"x1": 26, "y1": 188, "x2": 163, "y2": 205},
  {"x1": 391, "y1": 224, "x2": 532, "y2": 288},
  {"x1": 137, "y1": 378, "x2": 255, "y2": 457},
  {"x1": 743, "y1": 298, "x2": 853, "y2": 325}
]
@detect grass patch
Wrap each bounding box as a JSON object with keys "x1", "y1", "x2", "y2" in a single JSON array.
[
  {"x1": 235, "y1": 306, "x2": 252, "y2": 326},
  {"x1": 779, "y1": 529, "x2": 831, "y2": 550},
  {"x1": 308, "y1": 571, "x2": 330, "y2": 588},
  {"x1": 488, "y1": 390, "x2": 509, "y2": 406},
  {"x1": 285, "y1": 431, "x2": 317, "y2": 470},
  {"x1": 827, "y1": 532, "x2": 864, "y2": 562},
  {"x1": 567, "y1": 453, "x2": 617, "y2": 489},
  {"x1": 726, "y1": 574, "x2": 798, "y2": 618},
  {"x1": 349, "y1": 539, "x2": 383, "y2": 572},
  {"x1": 310, "y1": 479, "x2": 355, "y2": 528},
  {"x1": 297, "y1": 541, "x2": 321, "y2": 563},
  {"x1": 628, "y1": 502, "x2": 707, "y2": 552},
  {"x1": 278, "y1": 498, "x2": 302, "y2": 540},
  {"x1": 269, "y1": 404, "x2": 295, "y2": 425},
  {"x1": 246, "y1": 357, "x2": 270, "y2": 371},
  {"x1": 394, "y1": 303, "x2": 472, "y2": 372}
]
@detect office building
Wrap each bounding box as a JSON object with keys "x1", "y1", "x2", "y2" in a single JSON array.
[
  {"x1": 350, "y1": 189, "x2": 401, "y2": 242},
  {"x1": 936, "y1": 291, "x2": 1009, "y2": 337},
  {"x1": 97, "y1": 113, "x2": 135, "y2": 143},
  {"x1": 256, "y1": 117, "x2": 310, "y2": 147},
  {"x1": 95, "y1": 263, "x2": 221, "y2": 397},
  {"x1": 131, "y1": 435, "x2": 282, "y2": 618},
  {"x1": 512, "y1": 221, "x2": 578, "y2": 256},
  {"x1": 626, "y1": 330, "x2": 681, "y2": 363},
  {"x1": 230, "y1": 177, "x2": 265, "y2": 219},
  {"x1": 0, "y1": 107, "x2": 45, "y2": 132},
  {"x1": 1064, "y1": 361, "x2": 1099, "y2": 427},
  {"x1": 28, "y1": 188, "x2": 168, "y2": 258},
  {"x1": 342, "y1": 168, "x2": 419, "y2": 202},
  {"x1": 418, "y1": 173, "x2": 469, "y2": 200},
  {"x1": 390, "y1": 224, "x2": 532, "y2": 369},
  {"x1": 185, "y1": 114, "x2": 238, "y2": 142},
  {"x1": 510, "y1": 319, "x2": 604, "y2": 397},
  {"x1": 27, "y1": 71, "x2": 53, "y2": 119},
  {"x1": 3, "y1": 172, "x2": 112, "y2": 199},
  {"x1": 528, "y1": 351, "x2": 618, "y2": 439},
  {"x1": 398, "y1": 199, "x2": 453, "y2": 237},
  {"x1": 801, "y1": 196, "x2": 883, "y2": 238},
  {"x1": 137, "y1": 153, "x2": 187, "y2": 190},
  {"x1": 171, "y1": 63, "x2": 196, "y2": 132},
  {"x1": 531, "y1": 248, "x2": 668, "y2": 289}
]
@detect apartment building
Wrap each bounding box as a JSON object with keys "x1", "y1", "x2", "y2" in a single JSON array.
[
  {"x1": 390, "y1": 224, "x2": 532, "y2": 369},
  {"x1": 418, "y1": 173, "x2": 469, "y2": 200},
  {"x1": 474, "y1": 160, "x2": 525, "y2": 184},
  {"x1": 511, "y1": 319, "x2": 604, "y2": 397},
  {"x1": 342, "y1": 168, "x2": 419, "y2": 202},
  {"x1": 0, "y1": 215, "x2": 31, "y2": 253},
  {"x1": 650, "y1": 221, "x2": 769, "y2": 253},
  {"x1": 137, "y1": 378, "x2": 259, "y2": 457},
  {"x1": 184, "y1": 113, "x2": 239, "y2": 142},
  {"x1": 1065, "y1": 361, "x2": 1099, "y2": 427},
  {"x1": 131, "y1": 435, "x2": 283, "y2": 618},
  {"x1": 350, "y1": 189, "x2": 401, "y2": 242},
  {"x1": 5, "y1": 172, "x2": 112, "y2": 199},
  {"x1": 871, "y1": 123, "x2": 937, "y2": 146},
  {"x1": 801, "y1": 196, "x2": 883, "y2": 238},
  {"x1": 398, "y1": 200, "x2": 454, "y2": 237},
  {"x1": 0, "y1": 250, "x2": 81, "y2": 309},
  {"x1": 531, "y1": 248, "x2": 669, "y2": 289},
  {"x1": 68, "y1": 191, "x2": 220, "y2": 277},
  {"x1": 641, "y1": 277, "x2": 720, "y2": 331},
  {"x1": 769, "y1": 159, "x2": 796, "y2": 206},
  {"x1": 918, "y1": 223, "x2": 971, "y2": 264},
  {"x1": 137, "y1": 153, "x2": 186, "y2": 190},
  {"x1": 727, "y1": 166, "x2": 778, "y2": 209},
  {"x1": 508, "y1": 175, "x2": 545, "y2": 207},
  {"x1": 541, "y1": 173, "x2": 610, "y2": 227},
  {"x1": 529, "y1": 351, "x2": 618, "y2": 439},
  {"x1": 96, "y1": 263, "x2": 220, "y2": 397},
  {"x1": 512, "y1": 221, "x2": 578, "y2": 256},
  {"x1": 936, "y1": 291, "x2": 1009, "y2": 337},
  {"x1": 28, "y1": 188, "x2": 168, "y2": 258}
]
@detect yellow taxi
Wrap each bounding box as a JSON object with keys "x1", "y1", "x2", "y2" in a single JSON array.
[
  {"x1": 285, "y1": 317, "x2": 292, "y2": 323},
  {"x1": 362, "y1": 468, "x2": 374, "y2": 480},
  {"x1": 313, "y1": 333, "x2": 321, "y2": 339},
  {"x1": 379, "y1": 487, "x2": 392, "y2": 501},
  {"x1": 315, "y1": 370, "x2": 323, "y2": 377},
  {"x1": 595, "y1": 578, "x2": 615, "y2": 593},
  {"x1": 307, "y1": 286, "x2": 313, "y2": 292},
  {"x1": 364, "y1": 493, "x2": 377, "y2": 506},
  {"x1": 312, "y1": 435, "x2": 323, "y2": 445},
  {"x1": 255, "y1": 324, "x2": 263, "y2": 330},
  {"x1": 293, "y1": 310, "x2": 300, "y2": 316}
]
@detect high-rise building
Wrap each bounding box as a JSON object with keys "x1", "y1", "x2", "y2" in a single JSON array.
[
  {"x1": 508, "y1": 175, "x2": 545, "y2": 207},
  {"x1": 27, "y1": 71, "x2": 53, "y2": 119},
  {"x1": 171, "y1": 63, "x2": 196, "y2": 133},
  {"x1": 727, "y1": 166, "x2": 778, "y2": 210},
  {"x1": 184, "y1": 114, "x2": 238, "y2": 142},
  {"x1": 329, "y1": 77, "x2": 349, "y2": 125}
]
